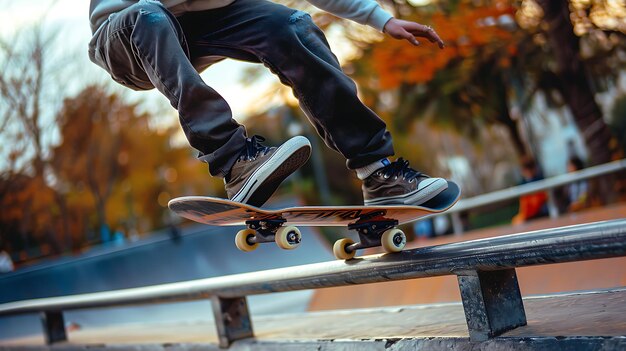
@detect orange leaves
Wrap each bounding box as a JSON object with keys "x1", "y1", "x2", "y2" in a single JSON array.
[
  {"x1": 0, "y1": 174, "x2": 57, "y2": 240},
  {"x1": 372, "y1": 36, "x2": 459, "y2": 88},
  {"x1": 371, "y1": 3, "x2": 517, "y2": 89}
]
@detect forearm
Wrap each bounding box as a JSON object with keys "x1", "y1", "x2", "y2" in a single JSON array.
[{"x1": 305, "y1": 0, "x2": 393, "y2": 31}]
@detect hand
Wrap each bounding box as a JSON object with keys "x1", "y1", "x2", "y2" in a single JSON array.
[{"x1": 383, "y1": 18, "x2": 445, "y2": 49}]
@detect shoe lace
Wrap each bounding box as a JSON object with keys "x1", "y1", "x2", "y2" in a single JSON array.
[
  {"x1": 239, "y1": 135, "x2": 271, "y2": 161},
  {"x1": 378, "y1": 158, "x2": 423, "y2": 182}
]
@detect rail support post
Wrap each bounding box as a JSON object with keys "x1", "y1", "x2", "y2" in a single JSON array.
[
  {"x1": 456, "y1": 268, "x2": 527, "y2": 341},
  {"x1": 211, "y1": 296, "x2": 254, "y2": 348},
  {"x1": 40, "y1": 311, "x2": 67, "y2": 344}
]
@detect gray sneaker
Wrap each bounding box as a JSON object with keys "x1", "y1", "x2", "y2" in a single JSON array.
[
  {"x1": 362, "y1": 158, "x2": 448, "y2": 206},
  {"x1": 225, "y1": 135, "x2": 311, "y2": 206}
]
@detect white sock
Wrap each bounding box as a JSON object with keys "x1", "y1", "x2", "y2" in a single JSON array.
[{"x1": 355, "y1": 158, "x2": 391, "y2": 180}]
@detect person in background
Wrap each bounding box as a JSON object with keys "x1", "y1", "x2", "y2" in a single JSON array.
[
  {"x1": 565, "y1": 156, "x2": 588, "y2": 212},
  {"x1": 0, "y1": 240, "x2": 14, "y2": 273},
  {"x1": 512, "y1": 156, "x2": 548, "y2": 225}
]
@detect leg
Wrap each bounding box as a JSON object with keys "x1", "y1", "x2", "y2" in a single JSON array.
[
  {"x1": 88, "y1": 1, "x2": 245, "y2": 176},
  {"x1": 178, "y1": 1, "x2": 448, "y2": 206},
  {"x1": 178, "y1": 0, "x2": 394, "y2": 170}
]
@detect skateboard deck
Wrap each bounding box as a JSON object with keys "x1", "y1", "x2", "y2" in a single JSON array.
[
  {"x1": 169, "y1": 181, "x2": 460, "y2": 226},
  {"x1": 169, "y1": 181, "x2": 460, "y2": 259}
]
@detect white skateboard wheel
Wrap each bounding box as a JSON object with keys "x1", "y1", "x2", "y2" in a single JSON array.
[
  {"x1": 235, "y1": 228, "x2": 258, "y2": 252},
  {"x1": 333, "y1": 238, "x2": 356, "y2": 260},
  {"x1": 275, "y1": 226, "x2": 302, "y2": 250},
  {"x1": 381, "y1": 228, "x2": 406, "y2": 253}
]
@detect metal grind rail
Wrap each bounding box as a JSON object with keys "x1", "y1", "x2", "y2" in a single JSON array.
[
  {"x1": 448, "y1": 158, "x2": 626, "y2": 234},
  {"x1": 0, "y1": 219, "x2": 625, "y2": 347}
]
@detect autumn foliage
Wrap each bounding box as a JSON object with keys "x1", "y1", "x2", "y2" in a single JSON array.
[
  {"x1": 1, "y1": 85, "x2": 221, "y2": 263},
  {"x1": 373, "y1": 2, "x2": 517, "y2": 89}
]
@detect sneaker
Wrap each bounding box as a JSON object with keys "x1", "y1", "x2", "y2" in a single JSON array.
[
  {"x1": 225, "y1": 135, "x2": 311, "y2": 206},
  {"x1": 362, "y1": 158, "x2": 448, "y2": 206}
]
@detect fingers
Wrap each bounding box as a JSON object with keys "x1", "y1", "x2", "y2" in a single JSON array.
[
  {"x1": 425, "y1": 27, "x2": 445, "y2": 49},
  {"x1": 401, "y1": 29, "x2": 420, "y2": 46},
  {"x1": 385, "y1": 18, "x2": 446, "y2": 49},
  {"x1": 407, "y1": 23, "x2": 445, "y2": 49}
]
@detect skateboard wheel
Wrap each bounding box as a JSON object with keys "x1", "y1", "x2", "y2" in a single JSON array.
[
  {"x1": 333, "y1": 238, "x2": 356, "y2": 260},
  {"x1": 381, "y1": 228, "x2": 406, "y2": 253},
  {"x1": 235, "y1": 228, "x2": 258, "y2": 252},
  {"x1": 275, "y1": 226, "x2": 302, "y2": 250}
]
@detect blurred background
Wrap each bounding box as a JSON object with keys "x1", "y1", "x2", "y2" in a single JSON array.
[{"x1": 0, "y1": 0, "x2": 625, "y2": 340}]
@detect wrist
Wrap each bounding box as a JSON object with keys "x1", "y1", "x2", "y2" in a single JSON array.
[
  {"x1": 382, "y1": 17, "x2": 395, "y2": 33},
  {"x1": 369, "y1": 7, "x2": 393, "y2": 32}
]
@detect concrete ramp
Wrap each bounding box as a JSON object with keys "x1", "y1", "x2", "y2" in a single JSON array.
[{"x1": 2, "y1": 288, "x2": 625, "y2": 350}]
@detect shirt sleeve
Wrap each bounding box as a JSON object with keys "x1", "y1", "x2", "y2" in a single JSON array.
[{"x1": 305, "y1": 0, "x2": 394, "y2": 32}]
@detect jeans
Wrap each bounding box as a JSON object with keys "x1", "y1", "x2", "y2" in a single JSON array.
[{"x1": 88, "y1": 0, "x2": 394, "y2": 177}]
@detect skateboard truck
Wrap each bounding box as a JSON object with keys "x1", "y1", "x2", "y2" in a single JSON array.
[
  {"x1": 346, "y1": 219, "x2": 399, "y2": 252},
  {"x1": 234, "y1": 218, "x2": 302, "y2": 252},
  {"x1": 246, "y1": 219, "x2": 286, "y2": 243},
  {"x1": 333, "y1": 212, "x2": 407, "y2": 260}
]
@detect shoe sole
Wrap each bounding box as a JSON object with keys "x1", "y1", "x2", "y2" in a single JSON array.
[
  {"x1": 364, "y1": 178, "x2": 448, "y2": 206},
  {"x1": 232, "y1": 136, "x2": 311, "y2": 207}
]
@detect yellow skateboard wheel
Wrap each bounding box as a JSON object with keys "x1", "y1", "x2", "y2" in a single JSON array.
[
  {"x1": 381, "y1": 228, "x2": 406, "y2": 253},
  {"x1": 275, "y1": 226, "x2": 302, "y2": 250},
  {"x1": 235, "y1": 228, "x2": 258, "y2": 252},
  {"x1": 333, "y1": 238, "x2": 356, "y2": 260}
]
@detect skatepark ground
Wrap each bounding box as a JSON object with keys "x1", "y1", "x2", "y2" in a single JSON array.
[
  {"x1": 2, "y1": 288, "x2": 625, "y2": 349},
  {"x1": 0, "y1": 203, "x2": 624, "y2": 349}
]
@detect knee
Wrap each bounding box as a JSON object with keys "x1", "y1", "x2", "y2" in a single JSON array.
[
  {"x1": 121, "y1": 1, "x2": 170, "y2": 24},
  {"x1": 287, "y1": 11, "x2": 320, "y2": 35},
  {"x1": 261, "y1": 10, "x2": 313, "y2": 34},
  {"x1": 134, "y1": 0, "x2": 165, "y2": 12},
  {"x1": 268, "y1": 10, "x2": 323, "y2": 45},
  {"x1": 282, "y1": 11, "x2": 336, "y2": 62},
  {"x1": 287, "y1": 10, "x2": 315, "y2": 27}
]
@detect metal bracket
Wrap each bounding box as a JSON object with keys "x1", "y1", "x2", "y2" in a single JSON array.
[
  {"x1": 211, "y1": 296, "x2": 254, "y2": 348},
  {"x1": 346, "y1": 219, "x2": 398, "y2": 252},
  {"x1": 246, "y1": 218, "x2": 286, "y2": 243},
  {"x1": 40, "y1": 311, "x2": 67, "y2": 345},
  {"x1": 456, "y1": 268, "x2": 527, "y2": 341}
]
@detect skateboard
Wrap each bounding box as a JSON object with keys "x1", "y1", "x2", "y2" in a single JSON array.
[{"x1": 168, "y1": 181, "x2": 460, "y2": 260}]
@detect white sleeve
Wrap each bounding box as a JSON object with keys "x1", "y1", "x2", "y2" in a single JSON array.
[{"x1": 305, "y1": 0, "x2": 394, "y2": 32}]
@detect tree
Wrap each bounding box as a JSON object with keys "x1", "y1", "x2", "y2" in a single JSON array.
[
  {"x1": 344, "y1": 0, "x2": 531, "y2": 171},
  {"x1": 52, "y1": 86, "x2": 129, "y2": 242},
  {"x1": 0, "y1": 24, "x2": 62, "y2": 176},
  {"x1": 532, "y1": 0, "x2": 620, "y2": 165},
  {"x1": 347, "y1": 0, "x2": 625, "y2": 164},
  {"x1": 0, "y1": 24, "x2": 69, "y2": 255},
  {"x1": 51, "y1": 85, "x2": 217, "y2": 246}
]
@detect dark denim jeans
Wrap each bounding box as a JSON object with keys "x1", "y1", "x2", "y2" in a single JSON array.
[{"x1": 88, "y1": 0, "x2": 394, "y2": 177}]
